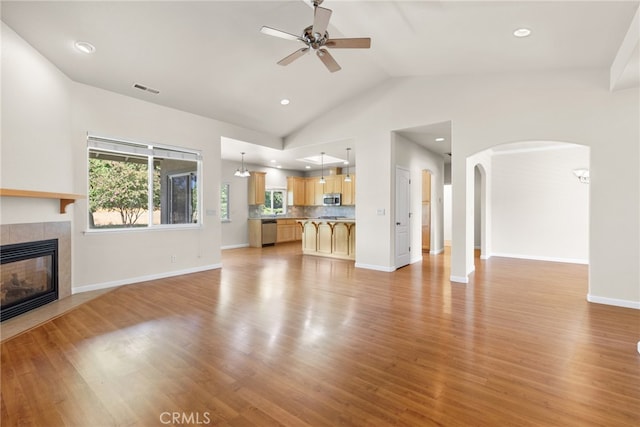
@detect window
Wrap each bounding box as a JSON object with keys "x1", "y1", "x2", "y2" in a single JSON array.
[
  {"x1": 220, "y1": 183, "x2": 230, "y2": 221},
  {"x1": 262, "y1": 189, "x2": 286, "y2": 215},
  {"x1": 87, "y1": 136, "x2": 201, "y2": 230}
]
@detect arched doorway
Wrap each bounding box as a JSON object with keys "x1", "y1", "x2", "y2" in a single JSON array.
[{"x1": 465, "y1": 140, "x2": 590, "y2": 292}]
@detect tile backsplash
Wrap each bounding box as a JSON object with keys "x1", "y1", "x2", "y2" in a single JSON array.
[{"x1": 249, "y1": 205, "x2": 355, "y2": 219}]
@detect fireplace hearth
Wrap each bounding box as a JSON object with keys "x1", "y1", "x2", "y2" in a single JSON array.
[{"x1": 1, "y1": 239, "x2": 58, "y2": 321}]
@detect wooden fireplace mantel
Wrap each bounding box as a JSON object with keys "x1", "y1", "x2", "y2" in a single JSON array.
[{"x1": 0, "y1": 188, "x2": 85, "y2": 213}]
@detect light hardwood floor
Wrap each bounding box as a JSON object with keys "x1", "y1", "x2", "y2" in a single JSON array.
[{"x1": 2, "y1": 243, "x2": 639, "y2": 426}]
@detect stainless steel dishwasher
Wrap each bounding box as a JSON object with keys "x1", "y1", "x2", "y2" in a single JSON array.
[{"x1": 261, "y1": 218, "x2": 277, "y2": 246}]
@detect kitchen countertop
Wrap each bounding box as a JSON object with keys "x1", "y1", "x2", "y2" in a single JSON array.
[{"x1": 297, "y1": 217, "x2": 356, "y2": 222}]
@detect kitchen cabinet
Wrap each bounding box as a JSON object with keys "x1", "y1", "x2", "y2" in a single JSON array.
[
  {"x1": 276, "y1": 219, "x2": 301, "y2": 243},
  {"x1": 287, "y1": 174, "x2": 356, "y2": 207},
  {"x1": 286, "y1": 177, "x2": 305, "y2": 206},
  {"x1": 341, "y1": 174, "x2": 356, "y2": 205},
  {"x1": 422, "y1": 171, "x2": 431, "y2": 203},
  {"x1": 324, "y1": 175, "x2": 343, "y2": 195},
  {"x1": 301, "y1": 221, "x2": 317, "y2": 252},
  {"x1": 297, "y1": 219, "x2": 355, "y2": 260},
  {"x1": 248, "y1": 171, "x2": 266, "y2": 205},
  {"x1": 248, "y1": 219, "x2": 262, "y2": 247},
  {"x1": 317, "y1": 223, "x2": 333, "y2": 254},
  {"x1": 304, "y1": 178, "x2": 316, "y2": 206}
]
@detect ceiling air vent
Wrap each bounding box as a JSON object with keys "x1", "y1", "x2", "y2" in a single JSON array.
[{"x1": 133, "y1": 83, "x2": 160, "y2": 94}]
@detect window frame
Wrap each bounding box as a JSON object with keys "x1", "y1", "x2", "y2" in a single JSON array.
[
  {"x1": 262, "y1": 188, "x2": 287, "y2": 216},
  {"x1": 220, "y1": 182, "x2": 230, "y2": 222},
  {"x1": 86, "y1": 134, "x2": 202, "y2": 232}
]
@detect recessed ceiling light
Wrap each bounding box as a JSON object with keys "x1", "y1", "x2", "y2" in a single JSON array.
[
  {"x1": 435, "y1": 137, "x2": 445, "y2": 142},
  {"x1": 513, "y1": 28, "x2": 531, "y2": 38},
  {"x1": 270, "y1": 159, "x2": 276, "y2": 163},
  {"x1": 280, "y1": 99, "x2": 290, "y2": 106},
  {"x1": 74, "y1": 41, "x2": 96, "y2": 54},
  {"x1": 277, "y1": 165, "x2": 282, "y2": 169},
  {"x1": 305, "y1": 165, "x2": 311, "y2": 169}
]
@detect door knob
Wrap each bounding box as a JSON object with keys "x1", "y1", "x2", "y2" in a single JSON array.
[{"x1": 396, "y1": 222, "x2": 401, "y2": 225}]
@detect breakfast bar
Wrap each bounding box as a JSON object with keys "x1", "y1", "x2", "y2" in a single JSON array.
[{"x1": 297, "y1": 217, "x2": 355, "y2": 260}]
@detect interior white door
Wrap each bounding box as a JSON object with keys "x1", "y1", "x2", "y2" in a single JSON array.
[{"x1": 395, "y1": 166, "x2": 411, "y2": 268}]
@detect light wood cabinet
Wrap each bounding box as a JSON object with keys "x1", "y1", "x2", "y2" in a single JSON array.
[
  {"x1": 298, "y1": 219, "x2": 355, "y2": 260},
  {"x1": 317, "y1": 223, "x2": 333, "y2": 254},
  {"x1": 248, "y1": 219, "x2": 262, "y2": 248},
  {"x1": 286, "y1": 177, "x2": 305, "y2": 206},
  {"x1": 248, "y1": 171, "x2": 266, "y2": 205},
  {"x1": 276, "y1": 219, "x2": 301, "y2": 243},
  {"x1": 301, "y1": 222, "x2": 318, "y2": 252},
  {"x1": 304, "y1": 178, "x2": 316, "y2": 206},
  {"x1": 286, "y1": 174, "x2": 355, "y2": 206},
  {"x1": 422, "y1": 171, "x2": 431, "y2": 203},
  {"x1": 324, "y1": 175, "x2": 343, "y2": 195},
  {"x1": 341, "y1": 174, "x2": 356, "y2": 205}
]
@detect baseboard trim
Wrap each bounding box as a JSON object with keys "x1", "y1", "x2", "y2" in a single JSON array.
[
  {"x1": 355, "y1": 263, "x2": 395, "y2": 272},
  {"x1": 222, "y1": 243, "x2": 250, "y2": 250},
  {"x1": 72, "y1": 264, "x2": 223, "y2": 294},
  {"x1": 587, "y1": 294, "x2": 640, "y2": 310},
  {"x1": 430, "y1": 247, "x2": 444, "y2": 255},
  {"x1": 491, "y1": 252, "x2": 588, "y2": 265},
  {"x1": 480, "y1": 254, "x2": 492, "y2": 260},
  {"x1": 410, "y1": 256, "x2": 423, "y2": 264},
  {"x1": 450, "y1": 275, "x2": 469, "y2": 284}
]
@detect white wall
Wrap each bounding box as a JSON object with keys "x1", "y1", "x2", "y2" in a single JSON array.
[
  {"x1": 285, "y1": 70, "x2": 639, "y2": 306},
  {"x1": 491, "y1": 144, "x2": 590, "y2": 263},
  {"x1": 2, "y1": 24, "x2": 282, "y2": 292},
  {"x1": 443, "y1": 185, "x2": 452, "y2": 245},
  {"x1": 1, "y1": 23, "x2": 74, "y2": 224},
  {"x1": 220, "y1": 159, "x2": 250, "y2": 249}
]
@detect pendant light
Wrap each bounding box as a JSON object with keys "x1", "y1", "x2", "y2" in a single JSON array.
[
  {"x1": 319, "y1": 152, "x2": 326, "y2": 184},
  {"x1": 234, "y1": 152, "x2": 250, "y2": 177},
  {"x1": 344, "y1": 148, "x2": 352, "y2": 182}
]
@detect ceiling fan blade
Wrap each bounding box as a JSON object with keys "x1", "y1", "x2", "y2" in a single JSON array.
[
  {"x1": 260, "y1": 26, "x2": 302, "y2": 42},
  {"x1": 317, "y1": 48, "x2": 341, "y2": 73},
  {"x1": 277, "y1": 48, "x2": 309, "y2": 66},
  {"x1": 325, "y1": 38, "x2": 371, "y2": 49},
  {"x1": 312, "y1": 6, "x2": 332, "y2": 37}
]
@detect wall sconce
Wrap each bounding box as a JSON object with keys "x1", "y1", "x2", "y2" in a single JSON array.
[
  {"x1": 573, "y1": 168, "x2": 589, "y2": 184},
  {"x1": 234, "y1": 152, "x2": 251, "y2": 177}
]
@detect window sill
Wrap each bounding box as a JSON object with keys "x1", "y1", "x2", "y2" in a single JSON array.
[{"x1": 83, "y1": 223, "x2": 201, "y2": 235}]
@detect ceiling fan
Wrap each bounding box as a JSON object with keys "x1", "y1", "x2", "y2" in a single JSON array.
[{"x1": 260, "y1": 0, "x2": 371, "y2": 73}]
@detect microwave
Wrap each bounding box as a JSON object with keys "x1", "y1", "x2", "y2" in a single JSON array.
[{"x1": 323, "y1": 193, "x2": 341, "y2": 206}]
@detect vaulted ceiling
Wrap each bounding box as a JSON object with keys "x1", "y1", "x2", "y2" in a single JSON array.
[{"x1": 2, "y1": 1, "x2": 638, "y2": 169}]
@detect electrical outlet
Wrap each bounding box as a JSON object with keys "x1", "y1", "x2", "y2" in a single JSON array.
[{"x1": 171, "y1": 255, "x2": 177, "y2": 263}]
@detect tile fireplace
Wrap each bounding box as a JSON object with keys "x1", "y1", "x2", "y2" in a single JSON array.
[{"x1": 0, "y1": 221, "x2": 71, "y2": 322}]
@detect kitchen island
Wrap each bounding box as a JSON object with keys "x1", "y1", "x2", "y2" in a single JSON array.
[{"x1": 297, "y1": 218, "x2": 355, "y2": 260}]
